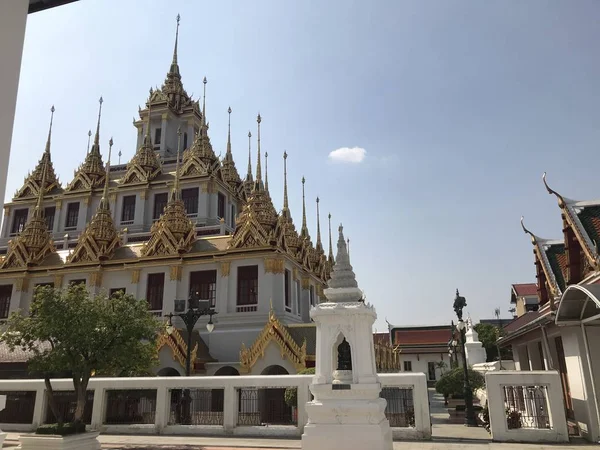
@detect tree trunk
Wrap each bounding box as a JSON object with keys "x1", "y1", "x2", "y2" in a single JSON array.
[
  {"x1": 72, "y1": 374, "x2": 90, "y2": 425},
  {"x1": 44, "y1": 376, "x2": 63, "y2": 427}
]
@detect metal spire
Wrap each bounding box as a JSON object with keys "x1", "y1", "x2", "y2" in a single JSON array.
[
  {"x1": 283, "y1": 152, "x2": 289, "y2": 211},
  {"x1": 201, "y1": 77, "x2": 207, "y2": 128},
  {"x1": 300, "y1": 176, "x2": 309, "y2": 238},
  {"x1": 44, "y1": 105, "x2": 55, "y2": 156},
  {"x1": 255, "y1": 113, "x2": 262, "y2": 186},
  {"x1": 226, "y1": 106, "x2": 232, "y2": 155},
  {"x1": 35, "y1": 107, "x2": 54, "y2": 212},
  {"x1": 170, "y1": 14, "x2": 181, "y2": 73},
  {"x1": 86, "y1": 129, "x2": 92, "y2": 155},
  {"x1": 118, "y1": 150, "x2": 122, "y2": 164},
  {"x1": 246, "y1": 131, "x2": 253, "y2": 181},
  {"x1": 265, "y1": 151, "x2": 269, "y2": 191},
  {"x1": 347, "y1": 238, "x2": 350, "y2": 260},
  {"x1": 99, "y1": 138, "x2": 113, "y2": 208},
  {"x1": 328, "y1": 213, "x2": 334, "y2": 261},
  {"x1": 90, "y1": 97, "x2": 103, "y2": 155},
  {"x1": 316, "y1": 197, "x2": 323, "y2": 251}
]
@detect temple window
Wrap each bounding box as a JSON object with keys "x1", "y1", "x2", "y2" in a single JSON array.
[
  {"x1": 109, "y1": 288, "x2": 126, "y2": 298},
  {"x1": 309, "y1": 285, "x2": 315, "y2": 306},
  {"x1": 284, "y1": 269, "x2": 291, "y2": 312},
  {"x1": 183, "y1": 132, "x2": 188, "y2": 150},
  {"x1": 189, "y1": 270, "x2": 217, "y2": 307},
  {"x1": 230, "y1": 204, "x2": 236, "y2": 228},
  {"x1": 44, "y1": 206, "x2": 55, "y2": 230},
  {"x1": 10, "y1": 208, "x2": 28, "y2": 235},
  {"x1": 237, "y1": 265, "x2": 258, "y2": 309},
  {"x1": 182, "y1": 188, "x2": 199, "y2": 215},
  {"x1": 153, "y1": 193, "x2": 168, "y2": 220},
  {"x1": 0, "y1": 285, "x2": 13, "y2": 319},
  {"x1": 146, "y1": 273, "x2": 165, "y2": 312},
  {"x1": 65, "y1": 202, "x2": 79, "y2": 229},
  {"x1": 403, "y1": 361, "x2": 412, "y2": 372},
  {"x1": 154, "y1": 128, "x2": 162, "y2": 145},
  {"x1": 217, "y1": 192, "x2": 226, "y2": 220},
  {"x1": 121, "y1": 195, "x2": 136, "y2": 223}
]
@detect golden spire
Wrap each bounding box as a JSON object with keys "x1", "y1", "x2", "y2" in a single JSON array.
[
  {"x1": 98, "y1": 137, "x2": 113, "y2": 210},
  {"x1": 300, "y1": 176, "x2": 310, "y2": 240},
  {"x1": 265, "y1": 151, "x2": 269, "y2": 192},
  {"x1": 221, "y1": 107, "x2": 243, "y2": 191},
  {"x1": 89, "y1": 96, "x2": 103, "y2": 156},
  {"x1": 328, "y1": 212, "x2": 334, "y2": 262},
  {"x1": 255, "y1": 113, "x2": 263, "y2": 188},
  {"x1": 283, "y1": 151, "x2": 289, "y2": 212},
  {"x1": 170, "y1": 14, "x2": 181, "y2": 75},
  {"x1": 86, "y1": 129, "x2": 92, "y2": 155},
  {"x1": 44, "y1": 105, "x2": 55, "y2": 159},
  {"x1": 246, "y1": 131, "x2": 253, "y2": 182},
  {"x1": 226, "y1": 106, "x2": 232, "y2": 155},
  {"x1": 201, "y1": 76, "x2": 207, "y2": 128},
  {"x1": 33, "y1": 144, "x2": 49, "y2": 219},
  {"x1": 316, "y1": 197, "x2": 323, "y2": 253}
]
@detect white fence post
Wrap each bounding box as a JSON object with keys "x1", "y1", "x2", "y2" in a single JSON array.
[
  {"x1": 223, "y1": 384, "x2": 236, "y2": 433},
  {"x1": 31, "y1": 386, "x2": 46, "y2": 430},
  {"x1": 154, "y1": 386, "x2": 169, "y2": 432},
  {"x1": 90, "y1": 387, "x2": 104, "y2": 431}
]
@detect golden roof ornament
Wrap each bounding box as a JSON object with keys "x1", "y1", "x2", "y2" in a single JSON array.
[
  {"x1": 242, "y1": 130, "x2": 254, "y2": 200},
  {"x1": 275, "y1": 151, "x2": 301, "y2": 256},
  {"x1": 299, "y1": 176, "x2": 310, "y2": 241},
  {"x1": 142, "y1": 127, "x2": 196, "y2": 257},
  {"x1": 264, "y1": 151, "x2": 269, "y2": 192},
  {"x1": 86, "y1": 129, "x2": 92, "y2": 155},
  {"x1": 180, "y1": 77, "x2": 221, "y2": 178},
  {"x1": 66, "y1": 97, "x2": 107, "y2": 192},
  {"x1": 2, "y1": 109, "x2": 57, "y2": 269},
  {"x1": 220, "y1": 106, "x2": 243, "y2": 192},
  {"x1": 67, "y1": 138, "x2": 122, "y2": 264},
  {"x1": 120, "y1": 97, "x2": 162, "y2": 184},
  {"x1": 14, "y1": 105, "x2": 60, "y2": 199}
]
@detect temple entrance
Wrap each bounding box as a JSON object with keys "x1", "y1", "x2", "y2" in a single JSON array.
[
  {"x1": 260, "y1": 365, "x2": 292, "y2": 425},
  {"x1": 157, "y1": 367, "x2": 181, "y2": 377},
  {"x1": 214, "y1": 366, "x2": 240, "y2": 376}
]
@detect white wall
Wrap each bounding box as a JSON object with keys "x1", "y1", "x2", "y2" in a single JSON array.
[{"x1": 399, "y1": 353, "x2": 449, "y2": 382}]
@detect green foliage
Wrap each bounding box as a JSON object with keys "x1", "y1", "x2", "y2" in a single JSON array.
[
  {"x1": 1, "y1": 284, "x2": 161, "y2": 427},
  {"x1": 434, "y1": 366, "x2": 485, "y2": 398},
  {"x1": 284, "y1": 367, "x2": 315, "y2": 407},
  {"x1": 36, "y1": 422, "x2": 86, "y2": 436},
  {"x1": 473, "y1": 323, "x2": 512, "y2": 362},
  {"x1": 435, "y1": 361, "x2": 448, "y2": 375}
]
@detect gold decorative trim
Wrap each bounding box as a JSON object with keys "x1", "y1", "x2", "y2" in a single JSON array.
[
  {"x1": 157, "y1": 328, "x2": 198, "y2": 373},
  {"x1": 161, "y1": 113, "x2": 169, "y2": 120},
  {"x1": 264, "y1": 257, "x2": 285, "y2": 274},
  {"x1": 220, "y1": 261, "x2": 231, "y2": 277},
  {"x1": 201, "y1": 182, "x2": 209, "y2": 194},
  {"x1": 109, "y1": 192, "x2": 117, "y2": 202},
  {"x1": 301, "y1": 276, "x2": 310, "y2": 290},
  {"x1": 170, "y1": 265, "x2": 182, "y2": 281},
  {"x1": 131, "y1": 269, "x2": 140, "y2": 284},
  {"x1": 140, "y1": 190, "x2": 148, "y2": 200},
  {"x1": 239, "y1": 308, "x2": 306, "y2": 373},
  {"x1": 374, "y1": 340, "x2": 401, "y2": 373},
  {"x1": 54, "y1": 274, "x2": 63, "y2": 288},
  {"x1": 90, "y1": 271, "x2": 103, "y2": 287},
  {"x1": 3, "y1": 206, "x2": 10, "y2": 217},
  {"x1": 56, "y1": 199, "x2": 62, "y2": 209},
  {"x1": 292, "y1": 268, "x2": 299, "y2": 281},
  {"x1": 15, "y1": 278, "x2": 29, "y2": 293},
  {"x1": 84, "y1": 196, "x2": 91, "y2": 206}
]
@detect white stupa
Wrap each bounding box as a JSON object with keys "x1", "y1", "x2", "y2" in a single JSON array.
[
  {"x1": 301, "y1": 225, "x2": 393, "y2": 450},
  {"x1": 464, "y1": 317, "x2": 487, "y2": 366}
]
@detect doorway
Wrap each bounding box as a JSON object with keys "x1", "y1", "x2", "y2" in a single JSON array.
[{"x1": 428, "y1": 362, "x2": 436, "y2": 381}]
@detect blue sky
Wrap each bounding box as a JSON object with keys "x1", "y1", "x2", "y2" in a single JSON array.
[{"x1": 8, "y1": 0, "x2": 600, "y2": 330}]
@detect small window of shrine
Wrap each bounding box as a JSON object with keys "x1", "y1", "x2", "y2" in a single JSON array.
[
  {"x1": 0, "y1": 285, "x2": 13, "y2": 319},
  {"x1": 237, "y1": 265, "x2": 258, "y2": 308},
  {"x1": 10, "y1": 208, "x2": 28, "y2": 235},
  {"x1": 65, "y1": 202, "x2": 79, "y2": 229}
]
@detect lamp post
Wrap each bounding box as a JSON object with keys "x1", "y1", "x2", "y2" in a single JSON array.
[
  {"x1": 453, "y1": 289, "x2": 478, "y2": 427},
  {"x1": 448, "y1": 321, "x2": 459, "y2": 369},
  {"x1": 165, "y1": 292, "x2": 217, "y2": 424}
]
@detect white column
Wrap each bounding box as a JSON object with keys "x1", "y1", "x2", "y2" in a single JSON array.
[
  {"x1": 1, "y1": 208, "x2": 9, "y2": 237},
  {"x1": 160, "y1": 113, "x2": 167, "y2": 154},
  {"x1": 0, "y1": 0, "x2": 29, "y2": 209}
]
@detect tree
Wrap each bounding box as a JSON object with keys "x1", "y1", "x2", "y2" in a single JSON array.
[
  {"x1": 1, "y1": 284, "x2": 161, "y2": 431},
  {"x1": 435, "y1": 366, "x2": 485, "y2": 399},
  {"x1": 284, "y1": 367, "x2": 315, "y2": 407},
  {"x1": 473, "y1": 323, "x2": 512, "y2": 362},
  {"x1": 435, "y1": 361, "x2": 448, "y2": 376}
]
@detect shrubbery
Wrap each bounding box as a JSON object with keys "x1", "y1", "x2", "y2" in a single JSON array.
[
  {"x1": 435, "y1": 366, "x2": 485, "y2": 398},
  {"x1": 284, "y1": 367, "x2": 315, "y2": 407}
]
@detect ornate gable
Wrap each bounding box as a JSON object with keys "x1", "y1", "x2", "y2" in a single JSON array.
[
  {"x1": 229, "y1": 207, "x2": 271, "y2": 249},
  {"x1": 180, "y1": 126, "x2": 221, "y2": 178},
  {"x1": 239, "y1": 307, "x2": 307, "y2": 373}
]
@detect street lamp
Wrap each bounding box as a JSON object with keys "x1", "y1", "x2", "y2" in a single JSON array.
[
  {"x1": 447, "y1": 321, "x2": 459, "y2": 369},
  {"x1": 165, "y1": 292, "x2": 217, "y2": 425},
  {"x1": 453, "y1": 289, "x2": 478, "y2": 427}
]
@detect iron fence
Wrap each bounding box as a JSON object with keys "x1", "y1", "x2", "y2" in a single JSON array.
[
  {"x1": 502, "y1": 385, "x2": 551, "y2": 429},
  {"x1": 104, "y1": 389, "x2": 157, "y2": 425},
  {"x1": 44, "y1": 390, "x2": 94, "y2": 424},
  {"x1": 0, "y1": 391, "x2": 36, "y2": 424},
  {"x1": 168, "y1": 388, "x2": 224, "y2": 425},
  {"x1": 380, "y1": 387, "x2": 415, "y2": 427},
  {"x1": 237, "y1": 387, "x2": 296, "y2": 426}
]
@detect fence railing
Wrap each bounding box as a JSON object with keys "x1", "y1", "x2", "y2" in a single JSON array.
[
  {"x1": 485, "y1": 371, "x2": 568, "y2": 443},
  {"x1": 0, "y1": 373, "x2": 430, "y2": 439}
]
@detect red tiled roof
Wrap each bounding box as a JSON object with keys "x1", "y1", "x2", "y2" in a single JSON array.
[
  {"x1": 503, "y1": 311, "x2": 542, "y2": 334},
  {"x1": 394, "y1": 328, "x2": 452, "y2": 346},
  {"x1": 512, "y1": 283, "x2": 538, "y2": 297}
]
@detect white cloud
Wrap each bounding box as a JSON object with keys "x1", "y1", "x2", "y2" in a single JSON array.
[{"x1": 328, "y1": 147, "x2": 366, "y2": 164}]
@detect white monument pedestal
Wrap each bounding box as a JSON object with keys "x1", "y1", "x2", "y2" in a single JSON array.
[{"x1": 301, "y1": 225, "x2": 393, "y2": 450}]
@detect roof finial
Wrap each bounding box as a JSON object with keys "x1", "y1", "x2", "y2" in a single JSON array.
[
  {"x1": 328, "y1": 212, "x2": 334, "y2": 261},
  {"x1": 255, "y1": 113, "x2": 262, "y2": 185},
  {"x1": 316, "y1": 197, "x2": 323, "y2": 251},
  {"x1": 172, "y1": 126, "x2": 182, "y2": 201},
  {"x1": 301, "y1": 176, "x2": 309, "y2": 238},
  {"x1": 91, "y1": 96, "x2": 103, "y2": 155},
  {"x1": 99, "y1": 138, "x2": 113, "y2": 208},
  {"x1": 542, "y1": 172, "x2": 566, "y2": 207},
  {"x1": 201, "y1": 77, "x2": 207, "y2": 127},
  {"x1": 172, "y1": 14, "x2": 180, "y2": 68},
  {"x1": 347, "y1": 237, "x2": 350, "y2": 260},
  {"x1": 283, "y1": 152, "x2": 289, "y2": 211},
  {"x1": 44, "y1": 105, "x2": 55, "y2": 156},
  {"x1": 265, "y1": 151, "x2": 269, "y2": 191},
  {"x1": 226, "y1": 106, "x2": 232, "y2": 155},
  {"x1": 118, "y1": 150, "x2": 122, "y2": 164},
  {"x1": 246, "y1": 131, "x2": 253, "y2": 181},
  {"x1": 86, "y1": 129, "x2": 92, "y2": 155}
]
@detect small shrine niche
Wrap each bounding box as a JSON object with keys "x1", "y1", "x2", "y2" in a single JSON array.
[{"x1": 332, "y1": 334, "x2": 353, "y2": 385}]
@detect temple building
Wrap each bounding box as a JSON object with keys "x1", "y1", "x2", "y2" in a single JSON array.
[
  {"x1": 0, "y1": 16, "x2": 397, "y2": 379},
  {"x1": 499, "y1": 173, "x2": 600, "y2": 442}
]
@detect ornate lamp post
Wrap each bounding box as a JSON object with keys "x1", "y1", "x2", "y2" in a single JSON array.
[
  {"x1": 165, "y1": 292, "x2": 217, "y2": 424},
  {"x1": 453, "y1": 289, "x2": 478, "y2": 427},
  {"x1": 447, "y1": 321, "x2": 459, "y2": 369}
]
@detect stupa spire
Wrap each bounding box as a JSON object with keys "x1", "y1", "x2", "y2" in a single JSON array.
[
  {"x1": 170, "y1": 14, "x2": 181, "y2": 75},
  {"x1": 328, "y1": 213, "x2": 334, "y2": 262},
  {"x1": 255, "y1": 113, "x2": 262, "y2": 187},
  {"x1": 246, "y1": 131, "x2": 253, "y2": 181},
  {"x1": 324, "y1": 224, "x2": 361, "y2": 298},
  {"x1": 86, "y1": 129, "x2": 92, "y2": 155},
  {"x1": 201, "y1": 77, "x2": 207, "y2": 128},
  {"x1": 33, "y1": 147, "x2": 49, "y2": 218},
  {"x1": 226, "y1": 106, "x2": 232, "y2": 155},
  {"x1": 265, "y1": 151, "x2": 269, "y2": 192},
  {"x1": 98, "y1": 138, "x2": 113, "y2": 210},
  {"x1": 89, "y1": 96, "x2": 103, "y2": 156},
  {"x1": 44, "y1": 105, "x2": 55, "y2": 158},
  {"x1": 283, "y1": 151, "x2": 289, "y2": 211},
  {"x1": 316, "y1": 197, "x2": 323, "y2": 252},
  {"x1": 300, "y1": 176, "x2": 310, "y2": 239}
]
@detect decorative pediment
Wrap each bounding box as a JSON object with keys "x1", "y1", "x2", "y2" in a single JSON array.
[
  {"x1": 141, "y1": 199, "x2": 196, "y2": 257},
  {"x1": 180, "y1": 127, "x2": 221, "y2": 178},
  {"x1": 157, "y1": 327, "x2": 198, "y2": 372},
  {"x1": 1, "y1": 210, "x2": 56, "y2": 269},
  {"x1": 67, "y1": 208, "x2": 121, "y2": 264},
  {"x1": 14, "y1": 153, "x2": 60, "y2": 200},
  {"x1": 239, "y1": 307, "x2": 307, "y2": 373},
  {"x1": 229, "y1": 206, "x2": 272, "y2": 250},
  {"x1": 120, "y1": 144, "x2": 162, "y2": 185}
]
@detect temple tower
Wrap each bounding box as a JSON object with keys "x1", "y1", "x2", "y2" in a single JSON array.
[{"x1": 301, "y1": 225, "x2": 392, "y2": 450}]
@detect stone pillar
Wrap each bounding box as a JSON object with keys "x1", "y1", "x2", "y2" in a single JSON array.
[
  {"x1": 160, "y1": 113, "x2": 168, "y2": 154},
  {"x1": 218, "y1": 262, "x2": 230, "y2": 313},
  {"x1": 1, "y1": 206, "x2": 10, "y2": 238},
  {"x1": 53, "y1": 199, "x2": 62, "y2": 234},
  {"x1": 137, "y1": 191, "x2": 147, "y2": 230},
  {"x1": 0, "y1": 0, "x2": 28, "y2": 210}
]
